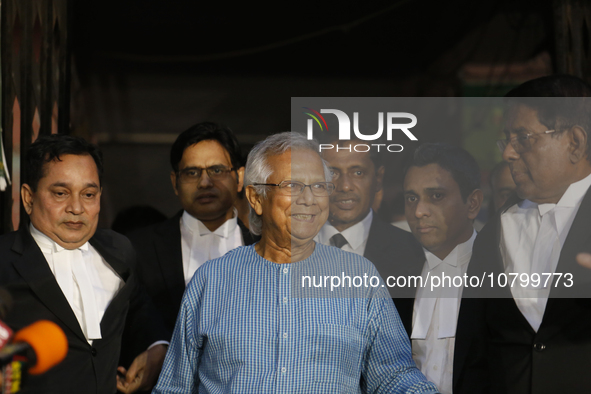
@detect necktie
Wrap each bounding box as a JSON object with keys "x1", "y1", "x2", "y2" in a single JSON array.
[{"x1": 330, "y1": 233, "x2": 348, "y2": 249}]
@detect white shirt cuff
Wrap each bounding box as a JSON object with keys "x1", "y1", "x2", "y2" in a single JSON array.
[{"x1": 147, "y1": 340, "x2": 170, "y2": 350}]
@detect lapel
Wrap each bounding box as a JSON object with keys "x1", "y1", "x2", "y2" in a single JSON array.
[
  {"x1": 365, "y1": 216, "x2": 425, "y2": 277},
  {"x1": 486, "y1": 193, "x2": 521, "y2": 284},
  {"x1": 541, "y1": 186, "x2": 591, "y2": 333},
  {"x1": 490, "y1": 196, "x2": 537, "y2": 333},
  {"x1": 89, "y1": 229, "x2": 130, "y2": 282},
  {"x1": 154, "y1": 212, "x2": 185, "y2": 302},
  {"x1": 487, "y1": 200, "x2": 514, "y2": 295},
  {"x1": 364, "y1": 216, "x2": 388, "y2": 263},
  {"x1": 454, "y1": 205, "x2": 527, "y2": 391},
  {"x1": 89, "y1": 229, "x2": 136, "y2": 328},
  {"x1": 10, "y1": 226, "x2": 86, "y2": 342},
  {"x1": 552, "y1": 185, "x2": 591, "y2": 288},
  {"x1": 364, "y1": 216, "x2": 424, "y2": 334}
]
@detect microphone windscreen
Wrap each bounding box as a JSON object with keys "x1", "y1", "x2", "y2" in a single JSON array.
[{"x1": 13, "y1": 320, "x2": 68, "y2": 375}]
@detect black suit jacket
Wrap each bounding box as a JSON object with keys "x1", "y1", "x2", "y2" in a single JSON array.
[
  {"x1": 0, "y1": 226, "x2": 166, "y2": 394},
  {"x1": 126, "y1": 211, "x2": 259, "y2": 332},
  {"x1": 454, "y1": 191, "x2": 591, "y2": 394},
  {"x1": 362, "y1": 216, "x2": 425, "y2": 337}
]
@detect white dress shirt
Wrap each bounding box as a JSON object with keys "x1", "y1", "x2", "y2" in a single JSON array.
[
  {"x1": 315, "y1": 210, "x2": 373, "y2": 256},
  {"x1": 500, "y1": 172, "x2": 591, "y2": 332},
  {"x1": 30, "y1": 224, "x2": 123, "y2": 344},
  {"x1": 180, "y1": 209, "x2": 244, "y2": 286},
  {"x1": 411, "y1": 230, "x2": 476, "y2": 394}
]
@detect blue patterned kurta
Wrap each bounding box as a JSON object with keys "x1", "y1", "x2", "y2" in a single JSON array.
[{"x1": 153, "y1": 243, "x2": 439, "y2": 394}]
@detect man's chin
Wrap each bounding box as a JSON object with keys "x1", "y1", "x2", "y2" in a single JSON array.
[
  {"x1": 54, "y1": 225, "x2": 97, "y2": 249},
  {"x1": 55, "y1": 236, "x2": 92, "y2": 250},
  {"x1": 187, "y1": 206, "x2": 227, "y2": 220},
  {"x1": 290, "y1": 236, "x2": 317, "y2": 253},
  {"x1": 328, "y1": 213, "x2": 359, "y2": 228},
  {"x1": 515, "y1": 184, "x2": 534, "y2": 201},
  {"x1": 414, "y1": 234, "x2": 441, "y2": 250}
]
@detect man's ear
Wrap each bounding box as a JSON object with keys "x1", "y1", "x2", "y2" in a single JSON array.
[
  {"x1": 245, "y1": 185, "x2": 263, "y2": 216},
  {"x1": 170, "y1": 171, "x2": 179, "y2": 196},
  {"x1": 236, "y1": 166, "x2": 245, "y2": 193},
  {"x1": 467, "y1": 189, "x2": 484, "y2": 220},
  {"x1": 375, "y1": 165, "x2": 385, "y2": 193},
  {"x1": 568, "y1": 125, "x2": 588, "y2": 163},
  {"x1": 21, "y1": 184, "x2": 34, "y2": 215}
]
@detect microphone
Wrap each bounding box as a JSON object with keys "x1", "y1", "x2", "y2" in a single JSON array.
[{"x1": 0, "y1": 320, "x2": 68, "y2": 374}]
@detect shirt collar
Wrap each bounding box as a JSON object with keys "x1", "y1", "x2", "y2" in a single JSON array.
[
  {"x1": 424, "y1": 229, "x2": 476, "y2": 270},
  {"x1": 29, "y1": 223, "x2": 89, "y2": 252},
  {"x1": 521, "y1": 172, "x2": 591, "y2": 216},
  {"x1": 317, "y1": 210, "x2": 373, "y2": 250},
  {"x1": 181, "y1": 208, "x2": 238, "y2": 238}
]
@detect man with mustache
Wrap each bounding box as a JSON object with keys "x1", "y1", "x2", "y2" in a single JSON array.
[
  {"x1": 403, "y1": 143, "x2": 482, "y2": 394},
  {"x1": 0, "y1": 135, "x2": 168, "y2": 393},
  {"x1": 315, "y1": 138, "x2": 425, "y2": 324},
  {"x1": 127, "y1": 122, "x2": 258, "y2": 332},
  {"x1": 455, "y1": 75, "x2": 591, "y2": 394}
]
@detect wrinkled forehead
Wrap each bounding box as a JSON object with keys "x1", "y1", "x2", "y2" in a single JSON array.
[{"x1": 291, "y1": 149, "x2": 327, "y2": 182}]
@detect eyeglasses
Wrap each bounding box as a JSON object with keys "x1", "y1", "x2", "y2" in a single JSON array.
[
  {"x1": 497, "y1": 129, "x2": 556, "y2": 153},
  {"x1": 253, "y1": 180, "x2": 335, "y2": 196},
  {"x1": 177, "y1": 166, "x2": 235, "y2": 183}
]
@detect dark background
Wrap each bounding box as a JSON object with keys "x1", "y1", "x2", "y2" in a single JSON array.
[
  {"x1": 1, "y1": 0, "x2": 580, "y2": 231},
  {"x1": 68, "y1": 0, "x2": 558, "y2": 226}
]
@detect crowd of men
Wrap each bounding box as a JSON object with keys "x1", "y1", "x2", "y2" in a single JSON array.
[{"x1": 0, "y1": 74, "x2": 590, "y2": 394}]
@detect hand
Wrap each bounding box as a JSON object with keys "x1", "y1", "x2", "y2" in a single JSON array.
[
  {"x1": 116, "y1": 344, "x2": 168, "y2": 393},
  {"x1": 577, "y1": 252, "x2": 591, "y2": 269}
]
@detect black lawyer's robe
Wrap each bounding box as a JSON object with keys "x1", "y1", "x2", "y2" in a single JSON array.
[
  {"x1": 454, "y1": 190, "x2": 591, "y2": 394},
  {"x1": 126, "y1": 210, "x2": 259, "y2": 333},
  {"x1": 0, "y1": 226, "x2": 168, "y2": 394},
  {"x1": 359, "y1": 216, "x2": 425, "y2": 337}
]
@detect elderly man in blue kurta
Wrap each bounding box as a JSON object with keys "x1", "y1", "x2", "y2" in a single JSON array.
[{"x1": 153, "y1": 132, "x2": 439, "y2": 394}]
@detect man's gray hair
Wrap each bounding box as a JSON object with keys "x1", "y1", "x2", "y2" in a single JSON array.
[{"x1": 245, "y1": 131, "x2": 331, "y2": 236}]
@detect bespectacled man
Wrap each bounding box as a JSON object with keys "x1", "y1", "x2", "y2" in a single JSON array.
[
  {"x1": 403, "y1": 143, "x2": 482, "y2": 394},
  {"x1": 315, "y1": 137, "x2": 425, "y2": 312},
  {"x1": 455, "y1": 75, "x2": 591, "y2": 394},
  {"x1": 127, "y1": 122, "x2": 259, "y2": 333}
]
